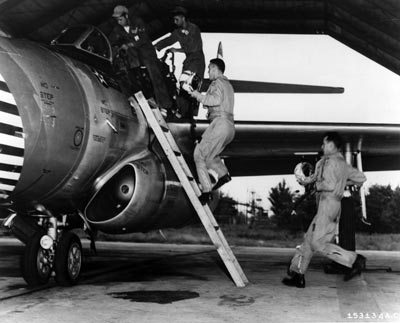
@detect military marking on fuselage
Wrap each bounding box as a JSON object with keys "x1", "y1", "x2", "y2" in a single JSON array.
[
  {"x1": 100, "y1": 107, "x2": 112, "y2": 116},
  {"x1": 41, "y1": 81, "x2": 60, "y2": 91},
  {"x1": 93, "y1": 134, "x2": 106, "y2": 143},
  {"x1": 40, "y1": 91, "x2": 54, "y2": 105},
  {"x1": 99, "y1": 106, "x2": 136, "y2": 121},
  {"x1": 137, "y1": 161, "x2": 149, "y2": 175}
]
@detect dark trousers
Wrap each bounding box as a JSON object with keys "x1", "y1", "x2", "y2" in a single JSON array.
[
  {"x1": 117, "y1": 68, "x2": 152, "y2": 98},
  {"x1": 143, "y1": 59, "x2": 173, "y2": 111}
]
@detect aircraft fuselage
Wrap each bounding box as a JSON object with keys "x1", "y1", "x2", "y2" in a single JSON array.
[{"x1": 0, "y1": 35, "x2": 196, "y2": 234}]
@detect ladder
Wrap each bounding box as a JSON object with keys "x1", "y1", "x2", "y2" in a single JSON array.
[{"x1": 131, "y1": 91, "x2": 248, "y2": 287}]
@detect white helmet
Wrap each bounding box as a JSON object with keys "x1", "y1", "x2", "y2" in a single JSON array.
[{"x1": 294, "y1": 162, "x2": 314, "y2": 185}]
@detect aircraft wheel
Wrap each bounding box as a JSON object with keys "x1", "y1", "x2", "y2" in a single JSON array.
[
  {"x1": 21, "y1": 231, "x2": 52, "y2": 286},
  {"x1": 54, "y1": 232, "x2": 82, "y2": 286}
]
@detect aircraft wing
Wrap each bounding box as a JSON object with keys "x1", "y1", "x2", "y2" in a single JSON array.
[
  {"x1": 186, "y1": 121, "x2": 400, "y2": 176},
  {"x1": 200, "y1": 80, "x2": 345, "y2": 94}
]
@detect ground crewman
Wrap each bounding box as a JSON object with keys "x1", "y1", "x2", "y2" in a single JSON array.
[
  {"x1": 155, "y1": 6, "x2": 205, "y2": 119},
  {"x1": 109, "y1": 5, "x2": 173, "y2": 112}
]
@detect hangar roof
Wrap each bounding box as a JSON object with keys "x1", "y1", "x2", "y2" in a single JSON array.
[{"x1": 0, "y1": 0, "x2": 399, "y2": 75}]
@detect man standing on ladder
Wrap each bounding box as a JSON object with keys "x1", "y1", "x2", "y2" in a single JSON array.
[
  {"x1": 109, "y1": 5, "x2": 173, "y2": 113},
  {"x1": 188, "y1": 58, "x2": 234, "y2": 204},
  {"x1": 155, "y1": 6, "x2": 205, "y2": 119}
]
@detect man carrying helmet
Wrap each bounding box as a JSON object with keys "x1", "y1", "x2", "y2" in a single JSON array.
[
  {"x1": 154, "y1": 6, "x2": 205, "y2": 119},
  {"x1": 109, "y1": 5, "x2": 173, "y2": 112},
  {"x1": 282, "y1": 132, "x2": 367, "y2": 288}
]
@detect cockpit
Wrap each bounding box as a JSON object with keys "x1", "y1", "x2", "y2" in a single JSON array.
[{"x1": 51, "y1": 25, "x2": 113, "y2": 73}]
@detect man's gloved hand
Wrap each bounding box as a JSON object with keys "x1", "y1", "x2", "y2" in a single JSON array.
[{"x1": 181, "y1": 83, "x2": 194, "y2": 93}]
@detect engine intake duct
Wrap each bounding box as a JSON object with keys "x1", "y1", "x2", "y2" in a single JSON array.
[
  {"x1": 84, "y1": 155, "x2": 165, "y2": 234},
  {"x1": 85, "y1": 165, "x2": 135, "y2": 222}
]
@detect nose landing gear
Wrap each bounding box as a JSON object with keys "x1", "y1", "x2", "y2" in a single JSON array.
[
  {"x1": 3, "y1": 211, "x2": 84, "y2": 287},
  {"x1": 21, "y1": 230, "x2": 83, "y2": 287}
]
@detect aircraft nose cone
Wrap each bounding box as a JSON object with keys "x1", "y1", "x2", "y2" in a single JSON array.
[{"x1": 0, "y1": 73, "x2": 25, "y2": 200}]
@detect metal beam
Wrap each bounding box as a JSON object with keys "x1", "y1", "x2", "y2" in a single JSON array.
[
  {"x1": 327, "y1": 3, "x2": 400, "y2": 62},
  {"x1": 328, "y1": 0, "x2": 400, "y2": 41},
  {"x1": 328, "y1": 22, "x2": 400, "y2": 75}
]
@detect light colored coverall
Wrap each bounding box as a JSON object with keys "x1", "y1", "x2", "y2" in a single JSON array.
[
  {"x1": 192, "y1": 75, "x2": 235, "y2": 192},
  {"x1": 289, "y1": 152, "x2": 366, "y2": 274}
]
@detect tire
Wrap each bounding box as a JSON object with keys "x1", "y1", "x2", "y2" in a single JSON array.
[
  {"x1": 54, "y1": 231, "x2": 83, "y2": 286},
  {"x1": 21, "y1": 231, "x2": 52, "y2": 286}
]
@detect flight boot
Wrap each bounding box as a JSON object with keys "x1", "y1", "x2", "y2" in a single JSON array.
[
  {"x1": 282, "y1": 271, "x2": 305, "y2": 288},
  {"x1": 212, "y1": 173, "x2": 231, "y2": 190},
  {"x1": 343, "y1": 254, "x2": 366, "y2": 281},
  {"x1": 199, "y1": 192, "x2": 213, "y2": 205}
]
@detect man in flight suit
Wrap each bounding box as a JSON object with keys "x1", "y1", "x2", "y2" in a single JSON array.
[
  {"x1": 109, "y1": 5, "x2": 173, "y2": 112},
  {"x1": 282, "y1": 132, "x2": 367, "y2": 288},
  {"x1": 188, "y1": 58, "x2": 234, "y2": 204},
  {"x1": 154, "y1": 6, "x2": 205, "y2": 119}
]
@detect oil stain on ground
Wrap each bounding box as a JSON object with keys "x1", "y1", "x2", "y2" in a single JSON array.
[
  {"x1": 109, "y1": 290, "x2": 199, "y2": 304},
  {"x1": 219, "y1": 294, "x2": 255, "y2": 307}
]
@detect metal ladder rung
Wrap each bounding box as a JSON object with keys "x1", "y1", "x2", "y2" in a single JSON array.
[{"x1": 133, "y1": 91, "x2": 248, "y2": 287}]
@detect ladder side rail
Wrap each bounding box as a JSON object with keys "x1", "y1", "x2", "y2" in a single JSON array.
[{"x1": 133, "y1": 92, "x2": 248, "y2": 287}]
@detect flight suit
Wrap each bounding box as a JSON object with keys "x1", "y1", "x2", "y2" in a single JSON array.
[
  {"x1": 192, "y1": 75, "x2": 235, "y2": 192},
  {"x1": 109, "y1": 17, "x2": 173, "y2": 110},
  {"x1": 289, "y1": 152, "x2": 366, "y2": 274}
]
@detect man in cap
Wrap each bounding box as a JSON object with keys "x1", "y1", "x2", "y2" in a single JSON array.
[
  {"x1": 154, "y1": 6, "x2": 205, "y2": 119},
  {"x1": 187, "y1": 58, "x2": 234, "y2": 204},
  {"x1": 109, "y1": 5, "x2": 173, "y2": 112}
]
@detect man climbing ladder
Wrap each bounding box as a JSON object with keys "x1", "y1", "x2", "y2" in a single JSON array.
[{"x1": 130, "y1": 91, "x2": 248, "y2": 288}]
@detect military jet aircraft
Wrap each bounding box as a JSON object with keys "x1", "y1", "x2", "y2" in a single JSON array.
[{"x1": 1, "y1": 23, "x2": 399, "y2": 287}]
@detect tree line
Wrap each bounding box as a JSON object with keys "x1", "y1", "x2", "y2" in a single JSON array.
[
  {"x1": 213, "y1": 180, "x2": 400, "y2": 233},
  {"x1": 268, "y1": 180, "x2": 400, "y2": 233}
]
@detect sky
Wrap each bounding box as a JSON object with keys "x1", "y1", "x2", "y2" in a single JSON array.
[{"x1": 157, "y1": 33, "x2": 400, "y2": 210}]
